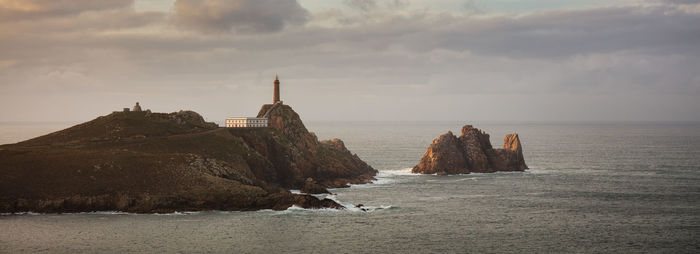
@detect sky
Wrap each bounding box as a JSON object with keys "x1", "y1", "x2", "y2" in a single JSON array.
[{"x1": 0, "y1": 0, "x2": 699, "y2": 123}]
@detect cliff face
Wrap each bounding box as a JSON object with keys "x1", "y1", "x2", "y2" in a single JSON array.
[
  {"x1": 0, "y1": 105, "x2": 375, "y2": 213},
  {"x1": 257, "y1": 104, "x2": 376, "y2": 187},
  {"x1": 412, "y1": 125, "x2": 527, "y2": 175}
]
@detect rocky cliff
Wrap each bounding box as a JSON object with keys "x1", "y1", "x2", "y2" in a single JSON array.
[
  {"x1": 412, "y1": 125, "x2": 527, "y2": 175},
  {"x1": 0, "y1": 104, "x2": 375, "y2": 213},
  {"x1": 257, "y1": 103, "x2": 376, "y2": 187}
]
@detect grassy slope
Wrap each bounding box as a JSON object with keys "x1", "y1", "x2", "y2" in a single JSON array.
[
  {"x1": 0, "y1": 107, "x2": 373, "y2": 213},
  {"x1": 0, "y1": 112, "x2": 325, "y2": 212}
]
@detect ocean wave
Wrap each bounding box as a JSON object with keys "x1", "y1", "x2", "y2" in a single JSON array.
[
  {"x1": 325, "y1": 194, "x2": 395, "y2": 212},
  {"x1": 275, "y1": 194, "x2": 396, "y2": 213},
  {"x1": 153, "y1": 211, "x2": 202, "y2": 216},
  {"x1": 369, "y1": 177, "x2": 394, "y2": 185},
  {"x1": 345, "y1": 177, "x2": 394, "y2": 187},
  {"x1": 378, "y1": 168, "x2": 418, "y2": 176},
  {"x1": 1, "y1": 211, "x2": 136, "y2": 216},
  {"x1": 346, "y1": 168, "x2": 415, "y2": 187},
  {"x1": 82, "y1": 211, "x2": 132, "y2": 215},
  {"x1": 379, "y1": 167, "x2": 536, "y2": 177},
  {"x1": 1, "y1": 212, "x2": 41, "y2": 216}
]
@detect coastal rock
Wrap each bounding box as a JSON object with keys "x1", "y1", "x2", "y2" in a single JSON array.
[
  {"x1": 459, "y1": 126, "x2": 493, "y2": 173},
  {"x1": 317, "y1": 138, "x2": 376, "y2": 186},
  {"x1": 412, "y1": 125, "x2": 527, "y2": 175},
  {"x1": 301, "y1": 178, "x2": 330, "y2": 194},
  {"x1": 493, "y1": 133, "x2": 528, "y2": 171},
  {"x1": 257, "y1": 104, "x2": 377, "y2": 188},
  {"x1": 412, "y1": 131, "x2": 468, "y2": 175}
]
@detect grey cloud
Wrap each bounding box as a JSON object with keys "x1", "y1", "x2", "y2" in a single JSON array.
[
  {"x1": 0, "y1": 2, "x2": 699, "y2": 122},
  {"x1": 0, "y1": 9, "x2": 164, "y2": 34},
  {"x1": 344, "y1": 0, "x2": 378, "y2": 11},
  {"x1": 387, "y1": 0, "x2": 409, "y2": 9},
  {"x1": 462, "y1": 0, "x2": 483, "y2": 14},
  {"x1": 344, "y1": 0, "x2": 410, "y2": 11},
  {"x1": 300, "y1": 5, "x2": 700, "y2": 59},
  {"x1": 661, "y1": 0, "x2": 700, "y2": 4},
  {"x1": 172, "y1": 0, "x2": 309, "y2": 33},
  {"x1": 4, "y1": 3, "x2": 699, "y2": 65},
  {"x1": 0, "y1": 0, "x2": 133, "y2": 22}
]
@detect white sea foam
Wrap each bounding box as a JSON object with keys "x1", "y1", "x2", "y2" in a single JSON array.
[
  {"x1": 150, "y1": 211, "x2": 204, "y2": 216},
  {"x1": 81, "y1": 211, "x2": 132, "y2": 215},
  {"x1": 346, "y1": 176, "x2": 394, "y2": 187},
  {"x1": 1, "y1": 212, "x2": 41, "y2": 216},
  {"x1": 278, "y1": 194, "x2": 395, "y2": 213},
  {"x1": 369, "y1": 177, "x2": 394, "y2": 185},
  {"x1": 279, "y1": 205, "x2": 342, "y2": 213},
  {"x1": 324, "y1": 194, "x2": 394, "y2": 212},
  {"x1": 2, "y1": 211, "x2": 134, "y2": 216},
  {"x1": 289, "y1": 189, "x2": 301, "y2": 194},
  {"x1": 347, "y1": 168, "x2": 415, "y2": 187},
  {"x1": 379, "y1": 168, "x2": 418, "y2": 176}
]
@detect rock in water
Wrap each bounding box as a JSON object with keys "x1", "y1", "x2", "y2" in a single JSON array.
[
  {"x1": 459, "y1": 126, "x2": 492, "y2": 172},
  {"x1": 301, "y1": 178, "x2": 330, "y2": 194},
  {"x1": 494, "y1": 133, "x2": 528, "y2": 171},
  {"x1": 412, "y1": 125, "x2": 527, "y2": 175},
  {"x1": 412, "y1": 131, "x2": 469, "y2": 175}
]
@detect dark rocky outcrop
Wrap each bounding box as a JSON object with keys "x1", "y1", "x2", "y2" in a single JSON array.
[
  {"x1": 0, "y1": 105, "x2": 375, "y2": 213},
  {"x1": 412, "y1": 125, "x2": 527, "y2": 175},
  {"x1": 301, "y1": 178, "x2": 330, "y2": 194}
]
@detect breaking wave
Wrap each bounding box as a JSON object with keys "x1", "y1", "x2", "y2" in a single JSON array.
[
  {"x1": 278, "y1": 194, "x2": 396, "y2": 213},
  {"x1": 379, "y1": 168, "x2": 417, "y2": 176}
]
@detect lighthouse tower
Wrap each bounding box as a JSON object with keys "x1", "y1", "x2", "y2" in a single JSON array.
[{"x1": 273, "y1": 75, "x2": 281, "y2": 104}]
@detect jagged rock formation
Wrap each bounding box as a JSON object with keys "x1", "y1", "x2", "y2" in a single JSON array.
[
  {"x1": 301, "y1": 178, "x2": 330, "y2": 194},
  {"x1": 412, "y1": 125, "x2": 527, "y2": 175},
  {"x1": 257, "y1": 104, "x2": 376, "y2": 188},
  {"x1": 0, "y1": 105, "x2": 375, "y2": 213}
]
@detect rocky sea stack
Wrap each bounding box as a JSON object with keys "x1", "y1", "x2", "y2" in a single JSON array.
[
  {"x1": 0, "y1": 104, "x2": 376, "y2": 213},
  {"x1": 412, "y1": 125, "x2": 527, "y2": 175}
]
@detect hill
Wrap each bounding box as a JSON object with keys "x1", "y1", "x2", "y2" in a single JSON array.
[{"x1": 0, "y1": 105, "x2": 376, "y2": 213}]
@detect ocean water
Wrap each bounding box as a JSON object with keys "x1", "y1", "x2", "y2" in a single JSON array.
[{"x1": 1, "y1": 122, "x2": 700, "y2": 253}]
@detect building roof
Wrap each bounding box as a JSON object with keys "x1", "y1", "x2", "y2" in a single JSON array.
[{"x1": 226, "y1": 117, "x2": 268, "y2": 120}]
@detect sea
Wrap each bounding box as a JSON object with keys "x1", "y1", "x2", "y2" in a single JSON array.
[{"x1": 1, "y1": 121, "x2": 699, "y2": 253}]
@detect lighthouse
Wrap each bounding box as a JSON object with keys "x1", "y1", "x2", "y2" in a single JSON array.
[
  {"x1": 273, "y1": 75, "x2": 281, "y2": 104},
  {"x1": 224, "y1": 75, "x2": 281, "y2": 128}
]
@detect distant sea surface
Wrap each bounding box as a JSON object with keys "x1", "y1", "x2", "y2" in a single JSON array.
[{"x1": 1, "y1": 121, "x2": 699, "y2": 253}]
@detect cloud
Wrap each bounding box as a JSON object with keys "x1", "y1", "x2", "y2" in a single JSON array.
[
  {"x1": 462, "y1": 0, "x2": 483, "y2": 14},
  {"x1": 0, "y1": 9, "x2": 164, "y2": 34},
  {"x1": 300, "y1": 4, "x2": 700, "y2": 59},
  {"x1": 343, "y1": 0, "x2": 410, "y2": 12},
  {"x1": 387, "y1": 0, "x2": 409, "y2": 9},
  {"x1": 344, "y1": 0, "x2": 378, "y2": 12},
  {"x1": 0, "y1": 0, "x2": 134, "y2": 22},
  {"x1": 172, "y1": 0, "x2": 309, "y2": 33},
  {"x1": 0, "y1": 0, "x2": 699, "y2": 121},
  {"x1": 662, "y1": 0, "x2": 700, "y2": 4}
]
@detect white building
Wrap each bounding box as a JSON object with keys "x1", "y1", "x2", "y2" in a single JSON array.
[
  {"x1": 225, "y1": 117, "x2": 268, "y2": 128},
  {"x1": 224, "y1": 76, "x2": 280, "y2": 128}
]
